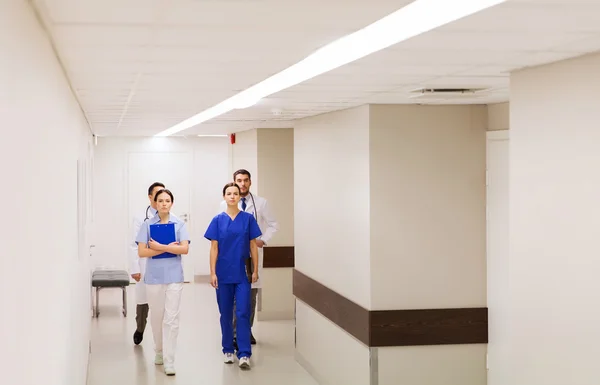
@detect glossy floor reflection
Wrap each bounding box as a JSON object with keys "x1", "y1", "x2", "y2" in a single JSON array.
[{"x1": 87, "y1": 280, "x2": 318, "y2": 385}]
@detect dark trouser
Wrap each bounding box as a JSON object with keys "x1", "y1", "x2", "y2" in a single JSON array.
[
  {"x1": 135, "y1": 303, "x2": 149, "y2": 333},
  {"x1": 233, "y1": 257, "x2": 258, "y2": 336},
  {"x1": 233, "y1": 288, "x2": 258, "y2": 335},
  {"x1": 217, "y1": 281, "x2": 252, "y2": 358}
]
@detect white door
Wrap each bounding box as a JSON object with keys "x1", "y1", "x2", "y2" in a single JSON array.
[
  {"x1": 128, "y1": 151, "x2": 194, "y2": 282},
  {"x1": 486, "y1": 130, "x2": 509, "y2": 385}
]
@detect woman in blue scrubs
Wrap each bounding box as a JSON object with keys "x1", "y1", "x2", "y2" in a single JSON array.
[{"x1": 204, "y1": 182, "x2": 261, "y2": 370}]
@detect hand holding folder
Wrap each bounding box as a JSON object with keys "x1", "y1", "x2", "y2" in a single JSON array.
[{"x1": 149, "y1": 223, "x2": 177, "y2": 259}]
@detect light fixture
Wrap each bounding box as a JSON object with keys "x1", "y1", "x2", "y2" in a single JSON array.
[
  {"x1": 155, "y1": 0, "x2": 506, "y2": 137},
  {"x1": 233, "y1": 97, "x2": 261, "y2": 109}
]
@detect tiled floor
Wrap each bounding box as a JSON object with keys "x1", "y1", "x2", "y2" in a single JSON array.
[{"x1": 87, "y1": 281, "x2": 318, "y2": 385}]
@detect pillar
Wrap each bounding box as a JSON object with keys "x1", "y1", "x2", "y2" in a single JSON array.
[
  {"x1": 507, "y1": 52, "x2": 600, "y2": 385},
  {"x1": 229, "y1": 128, "x2": 295, "y2": 320},
  {"x1": 293, "y1": 104, "x2": 488, "y2": 385}
]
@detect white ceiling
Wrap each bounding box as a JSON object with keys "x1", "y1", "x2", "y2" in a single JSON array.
[{"x1": 33, "y1": 0, "x2": 600, "y2": 136}]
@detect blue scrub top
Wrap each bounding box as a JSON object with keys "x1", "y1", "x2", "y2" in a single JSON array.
[
  {"x1": 136, "y1": 213, "x2": 191, "y2": 285},
  {"x1": 204, "y1": 211, "x2": 262, "y2": 284}
]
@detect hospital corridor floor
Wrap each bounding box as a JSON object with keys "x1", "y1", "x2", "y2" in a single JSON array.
[{"x1": 87, "y1": 280, "x2": 318, "y2": 385}]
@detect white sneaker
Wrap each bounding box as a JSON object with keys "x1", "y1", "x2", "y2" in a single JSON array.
[
  {"x1": 164, "y1": 365, "x2": 176, "y2": 376},
  {"x1": 239, "y1": 356, "x2": 250, "y2": 370},
  {"x1": 224, "y1": 353, "x2": 234, "y2": 364},
  {"x1": 154, "y1": 352, "x2": 163, "y2": 365}
]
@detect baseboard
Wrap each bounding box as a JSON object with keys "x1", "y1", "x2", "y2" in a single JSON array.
[
  {"x1": 295, "y1": 349, "x2": 329, "y2": 385},
  {"x1": 257, "y1": 310, "x2": 295, "y2": 321}
]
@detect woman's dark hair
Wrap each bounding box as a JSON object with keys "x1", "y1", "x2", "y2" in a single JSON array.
[
  {"x1": 154, "y1": 188, "x2": 174, "y2": 203},
  {"x1": 222, "y1": 182, "x2": 240, "y2": 196},
  {"x1": 148, "y1": 182, "x2": 165, "y2": 196}
]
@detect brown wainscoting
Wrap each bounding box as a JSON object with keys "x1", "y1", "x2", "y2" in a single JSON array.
[
  {"x1": 370, "y1": 307, "x2": 488, "y2": 347},
  {"x1": 263, "y1": 246, "x2": 295, "y2": 268},
  {"x1": 293, "y1": 268, "x2": 370, "y2": 344},
  {"x1": 293, "y1": 269, "x2": 488, "y2": 347}
]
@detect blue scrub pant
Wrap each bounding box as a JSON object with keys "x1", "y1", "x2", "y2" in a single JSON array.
[{"x1": 216, "y1": 281, "x2": 252, "y2": 358}]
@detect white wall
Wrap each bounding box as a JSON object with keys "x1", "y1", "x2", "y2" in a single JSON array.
[
  {"x1": 225, "y1": 128, "x2": 295, "y2": 320},
  {"x1": 295, "y1": 301, "x2": 371, "y2": 385},
  {"x1": 294, "y1": 105, "x2": 372, "y2": 308},
  {"x1": 486, "y1": 104, "x2": 510, "y2": 385},
  {"x1": 294, "y1": 105, "x2": 372, "y2": 384},
  {"x1": 369, "y1": 105, "x2": 487, "y2": 311},
  {"x1": 487, "y1": 102, "x2": 510, "y2": 131},
  {"x1": 0, "y1": 1, "x2": 93, "y2": 384},
  {"x1": 92, "y1": 137, "x2": 229, "y2": 276},
  {"x1": 231, "y1": 129, "x2": 258, "y2": 191},
  {"x1": 508, "y1": 52, "x2": 600, "y2": 385},
  {"x1": 486, "y1": 130, "x2": 509, "y2": 385},
  {"x1": 257, "y1": 128, "x2": 294, "y2": 247},
  {"x1": 257, "y1": 128, "x2": 295, "y2": 320},
  {"x1": 369, "y1": 105, "x2": 487, "y2": 385},
  {"x1": 294, "y1": 104, "x2": 488, "y2": 385}
]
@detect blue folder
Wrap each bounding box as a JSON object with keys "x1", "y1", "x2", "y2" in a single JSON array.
[{"x1": 149, "y1": 223, "x2": 177, "y2": 259}]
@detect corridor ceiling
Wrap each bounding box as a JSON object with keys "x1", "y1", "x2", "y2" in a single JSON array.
[{"x1": 32, "y1": 0, "x2": 600, "y2": 136}]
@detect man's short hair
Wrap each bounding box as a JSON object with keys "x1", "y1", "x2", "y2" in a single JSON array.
[
  {"x1": 233, "y1": 169, "x2": 251, "y2": 180},
  {"x1": 148, "y1": 182, "x2": 165, "y2": 196}
]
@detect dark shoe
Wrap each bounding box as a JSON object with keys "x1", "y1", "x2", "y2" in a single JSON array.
[
  {"x1": 250, "y1": 333, "x2": 256, "y2": 345},
  {"x1": 233, "y1": 338, "x2": 238, "y2": 351},
  {"x1": 133, "y1": 331, "x2": 143, "y2": 345}
]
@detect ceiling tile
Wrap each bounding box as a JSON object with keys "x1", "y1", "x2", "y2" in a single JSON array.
[{"x1": 35, "y1": 0, "x2": 600, "y2": 135}]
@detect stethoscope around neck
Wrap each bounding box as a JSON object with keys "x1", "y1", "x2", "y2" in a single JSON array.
[{"x1": 242, "y1": 192, "x2": 258, "y2": 220}]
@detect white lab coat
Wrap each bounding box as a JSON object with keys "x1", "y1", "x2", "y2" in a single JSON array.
[
  {"x1": 219, "y1": 193, "x2": 278, "y2": 289},
  {"x1": 129, "y1": 205, "x2": 156, "y2": 304}
]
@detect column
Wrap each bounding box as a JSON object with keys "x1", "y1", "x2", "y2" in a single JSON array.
[
  {"x1": 230, "y1": 128, "x2": 295, "y2": 320},
  {"x1": 507, "y1": 52, "x2": 600, "y2": 385},
  {"x1": 256, "y1": 128, "x2": 295, "y2": 320},
  {"x1": 293, "y1": 104, "x2": 488, "y2": 385}
]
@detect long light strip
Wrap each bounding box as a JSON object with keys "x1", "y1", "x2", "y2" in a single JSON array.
[{"x1": 155, "y1": 0, "x2": 506, "y2": 137}]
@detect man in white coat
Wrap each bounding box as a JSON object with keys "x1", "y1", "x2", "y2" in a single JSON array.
[
  {"x1": 130, "y1": 181, "x2": 165, "y2": 345},
  {"x1": 219, "y1": 169, "x2": 278, "y2": 346}
]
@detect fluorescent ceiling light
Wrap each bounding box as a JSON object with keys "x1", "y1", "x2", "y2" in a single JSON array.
[
  {"x1": 233, "y1": 96, "x2": 262, "y2": 109},
  {"x1": 155, "y1": 0, "x2": 506, "y2": 137}
]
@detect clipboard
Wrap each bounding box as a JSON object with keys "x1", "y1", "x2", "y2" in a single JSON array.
[{"x1": 149, "y1": 223, "x2": 177, "y2": 259}]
